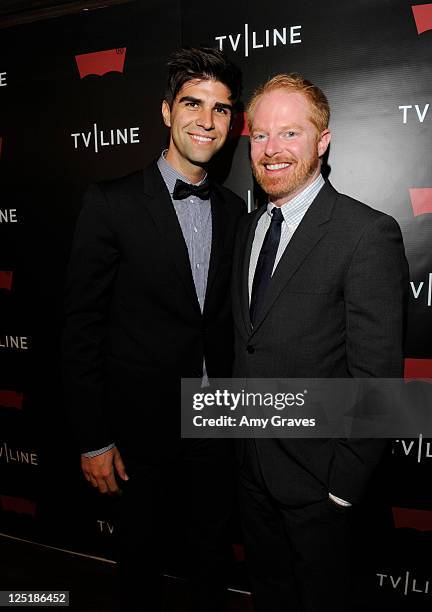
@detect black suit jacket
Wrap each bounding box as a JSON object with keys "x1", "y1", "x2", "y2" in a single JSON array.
[
  {"x1": 63, "y1": 162, "x2": 245, "y2": 462},
  {"x1": 232, "y1": 180, "x2": 408, "y2": 505}
]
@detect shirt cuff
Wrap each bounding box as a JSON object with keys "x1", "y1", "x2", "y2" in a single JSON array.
[
  {"x1": 329, "y1": 492, "x2": 352, "y2": 507},
  {"x1": 82, "y1": 443, "x2": 115, "y2": 458}
]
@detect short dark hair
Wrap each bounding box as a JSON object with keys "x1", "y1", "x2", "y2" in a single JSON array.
[{"x1": 164, "y1": 47, "x2": 242, "y2": 108}]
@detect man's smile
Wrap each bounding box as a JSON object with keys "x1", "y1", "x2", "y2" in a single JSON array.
[
  {"x1": 188, "y1": 132, "x2": 215, "y2": 144},
  {"x1": 264, "y1": 162, "x2": 293, "y2": 172}
]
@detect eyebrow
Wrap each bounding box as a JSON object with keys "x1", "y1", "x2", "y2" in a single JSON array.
[
  {"x1": 251, "y1": 125, "x2": 302, "y2": 133},
  {"x1": 214, "y1": 102, "x2": 233, "y2": 112},
  {"x1": 178, "y1": 96, "x2": 233, "y2": 112}
]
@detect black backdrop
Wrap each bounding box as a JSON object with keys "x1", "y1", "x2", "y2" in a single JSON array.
[{"x1": 1, "y1": 1, "x2": 431, "y2": 609}]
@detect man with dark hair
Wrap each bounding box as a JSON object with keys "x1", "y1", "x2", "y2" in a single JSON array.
[
  {"x1": 232, "y1": 73, "x2": 408, "y2": 611},
  {"x1": 164, "y1": 47, "x2": 242, "y2": 108},
  {"x1": 63, "y1": 47, "x2": 244, "y2": 611}
]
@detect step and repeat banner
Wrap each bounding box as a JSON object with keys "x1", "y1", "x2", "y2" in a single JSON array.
[{"x1": 1, "y1": 0, "x2": 431, "y2": 608}]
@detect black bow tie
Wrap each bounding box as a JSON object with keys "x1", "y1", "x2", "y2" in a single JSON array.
[{"x1": 173, "y1": 179, "x2": 210, "y2": 201}]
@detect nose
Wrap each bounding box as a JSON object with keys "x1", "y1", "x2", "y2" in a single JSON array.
[
  {"x1": 264, "y1": 134, "x2": 281, "y2": 158},
  {"x1": 196, "y1": 107, "x2": 214, "y2": 131}
]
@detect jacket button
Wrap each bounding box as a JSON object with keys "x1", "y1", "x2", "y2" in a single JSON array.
[{"x1": 247, "y1": 345, "x2": 255, "y2": 354}]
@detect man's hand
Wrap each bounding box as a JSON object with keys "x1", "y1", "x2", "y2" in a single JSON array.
[{"x1": 81, "y1": 446, "x2": 129, "y2": 494}]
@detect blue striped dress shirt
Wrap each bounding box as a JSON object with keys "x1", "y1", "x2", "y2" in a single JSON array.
[{"x1": 249, "y1": 174, "x2": 325, "y2": 300}]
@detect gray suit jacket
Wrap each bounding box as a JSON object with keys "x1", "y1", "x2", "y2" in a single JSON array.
[{"x1": 232, "y1": 180, "x2": 408, "y2": 505}]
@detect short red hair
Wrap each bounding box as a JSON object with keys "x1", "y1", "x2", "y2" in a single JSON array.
[{"x1": 247, "y1": 73, "x2": 330, "y2": 134}]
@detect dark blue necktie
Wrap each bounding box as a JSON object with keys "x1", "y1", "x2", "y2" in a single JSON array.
[{"x1": 250, "y1": 207, "x2": 284, "y2": 327}]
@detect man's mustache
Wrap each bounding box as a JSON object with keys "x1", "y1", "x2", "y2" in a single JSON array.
[{"x1": 256, "y1": 156, "x2": 297, "y2": 165}]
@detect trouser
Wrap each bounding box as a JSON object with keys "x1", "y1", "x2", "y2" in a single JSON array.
[
  {"x1": 238, "y1": 440, "x2": 353, "y2": 612},
  {"x1": 116, "y1": 438, "x2": 234, "y2": 612}
]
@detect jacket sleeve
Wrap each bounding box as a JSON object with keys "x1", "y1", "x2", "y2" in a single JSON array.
[
  {"x1": 329, "y1": 214, "x2": 409, "y2": 503},
  {"x1": 62, "y1": 184, "x2": 120, "y2": 453}
]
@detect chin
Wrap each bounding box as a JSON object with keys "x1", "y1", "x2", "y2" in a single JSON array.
[
  {"x1": 188, "y1": 153, "x2": 213, "y2": 165},
  {"x1": 260, "y1": 178, "x2": 293, "y2": 197}
]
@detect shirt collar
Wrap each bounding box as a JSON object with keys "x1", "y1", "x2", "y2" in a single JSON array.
[
  {"x1": 157, "y1": 150, "x2": 207, "y2": 196},
  {"x1": 267, "y1": 174, "x2": 325, "y2": 226}
]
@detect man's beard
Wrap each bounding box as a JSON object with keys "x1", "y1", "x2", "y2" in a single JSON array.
[{"x1": 252, "y1": 153, "x2": 319, "y2": 200}]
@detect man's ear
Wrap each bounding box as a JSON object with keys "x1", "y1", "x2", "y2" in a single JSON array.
[
  {"x1": 317, "y1": 129, "x2": 331, "y2": 157},
  {"x1": 162, "y1": 100, "x2": 171, "y2": 128}
]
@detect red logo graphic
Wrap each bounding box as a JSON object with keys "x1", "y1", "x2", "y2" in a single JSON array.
[
  {"x1": 229, "y1": 111, "x2": 249, "y2": 139},
  {"x1": 412, "y1": 4, "x2": 432, "y2": 35},
  {"x1": 393, "y1": 506, "x2": 432, "y2": 531},
  {"x1": 232, "y1": 543, "x2": 245, "y2": 561},
  {"x1": 0, "y1": 271, "x2": 13, "y2": 291},
  {"x1": 0, "y1": 390, "x2": 23, "y2": 410},
  {"x1": 404, "y1": 358, "x2": 432, "y2": 382},
  {"x1": 0, "y1": 495, "x2": 36, "y2": 517},
  {"x1": 75, "y1": 47, "x2": 126, "y2": 79},
  {"x1": 409, "y1": 188, "x2": 432, "y2": 216}
]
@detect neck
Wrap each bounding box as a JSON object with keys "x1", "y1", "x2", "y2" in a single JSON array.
[{"x1": 165, "y1": 148, "x2": 206, "y2": 184}]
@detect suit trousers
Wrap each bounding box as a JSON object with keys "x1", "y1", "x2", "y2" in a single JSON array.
[
  {"x1": 116, "y1": 438, "x2": 234, "y2": 612},
  {"x1": 238, "y1": 440, "x2": 353, "y2": 612}
]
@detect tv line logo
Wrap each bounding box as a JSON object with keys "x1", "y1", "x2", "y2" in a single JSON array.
[
  {"x1": 410, "y1": 273, "x2": 432, "y2": 305},
  {"x1": 398, "y1": 103, "x2": 430, "y2": 124},
  {"x1": 0, "y1": 71, "x2": 6, "y2": 87},
  {"x1": 376, "y1": 570, "x2": 431, "y2": 596},
  {"x1": 71, "y1": 123, "x2": 140, "y2": 153},
  {"x1": 399, "y1": 8, "x2": 432, "y2": 212},
  {"x1": 0, "y1": 335, "x2": 29, "y2": 351},
  {"x1": 215, "y1": 24, "x2": 302, "y2": 57},
  {"x1": 97, "y1": 520, "x2": 115, "y2": 535},
  {"x1": 0, "y1": 209, "x2": 18, "y2": 223},
  {"x1": 75, "y1": 47, "x2": 126, "y2": 79},
  {"x1": 393, "y1": 434, "x2": 432, "y2": 463},
  {"x1": 412, "y1": 4, "x2": 432, "y2": 35},
  {"x1": 0, "y1": 441, "x2": 38, "y2": 466}
]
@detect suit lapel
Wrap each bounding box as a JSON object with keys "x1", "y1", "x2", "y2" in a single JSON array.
[
  {"x1": 240, "y1": 206, "x2": 267, "y2": 336},
  {"x1": 141, "y1": 163, "x2": 201, "y2": 314},
  {"x1": 251, "y1": 181, "x2": 338, "y2": 334},
  {"x1": 204, "y1": 185, "x2": 226, "y2": 306}
]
